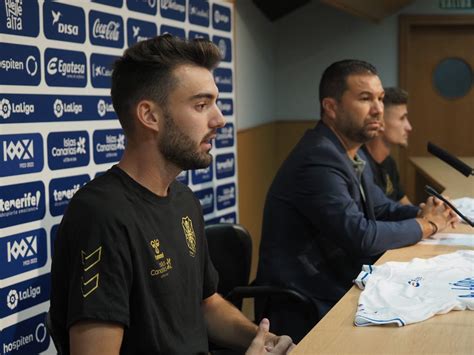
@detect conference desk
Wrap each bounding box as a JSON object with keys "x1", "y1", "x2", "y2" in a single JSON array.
[{"x1": 292, "y1": 157, "x2": 474, "y2": 354}]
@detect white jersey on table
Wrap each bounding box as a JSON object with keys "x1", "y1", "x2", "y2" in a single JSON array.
[{"x1": 354, "y1": 250, "x2": 474, "y2": 326}]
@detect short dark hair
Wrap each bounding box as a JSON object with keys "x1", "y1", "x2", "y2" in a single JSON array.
[
  {"x1": 111, "y1": 34, "x2": 222, "y2": 134},
  {"x1": 319, "y1": 59, "x2": 378, "y2": 116},
  {"x1": 383, "y1": 87, "x2": 408, "y2": 108}
]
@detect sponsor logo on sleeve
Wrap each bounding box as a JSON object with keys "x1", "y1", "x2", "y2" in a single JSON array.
[
  {"x1": 0, "y1": 43, "x2": 41, "y2": 86},
  {"x1": 194, "y1": 187, "x2": 214, "y2": 215},
  {"x1": 216, "y1": 183, "x2": 236, "y2": 210},
  {"x1": 93, "y1": 129, "x2": 125, "y2": 164},
  {"x1": 215, "y1": 153, "x2": 235, "y2": 179},
  {"x1": 45, "y1": 48, "x2": 87, "y2": 87},
  {"x1": 160, "y1": 0, "x2": 185, "y2": 21},
  {"x1": 127, "y1": 0, "x2": 157, "y2": 15},
  {"x1": 89, "y1": 10, "x2": 124, "y2": 48},
  {"x1": 205, "y1": 211, "x2": 237, "y2": 225},
  {"x1": 213, "y1": 35, "x2": 232, "y2": 62},
  {"x1": 216, "y1": 98, "x2": 233, "y2": 116},
  {"x1": 188, "y1": 30, "x2": 209, "y2": 40},
  {"x1": 0, "y1": 229, "x2": 47, "y2": 279},
  {"x1": 90, "y1": 53, "x2": 117, "y2": 89},
  {"x1": 176, "y1": 170, "x2": 189, "y2": 185},
  {"x1": 92, "y1": 0, "x2": 123, "y2": 7},
  {"x1": 0, "y1": 133, "x2": 43, "y2": 177},
  {"x1": 0, "y1": 313, "x2": 50, "y2": 354},
  {"x1": 47, "y1": 131, "x2": 90, "y2": 170},
  {"x1": 160, "y1": 24, "x2": 185, "y2": 39},
  {"x1": 212, "y1": 3, "x2": 231, "y2": 32},
  {"x1": 0, "y1": 181, "x2": 45, "y2": 228},
  {"x1": 43, "y1": 1, "x2": 85, "y2": 43},
  {"x1": 214, "y1": 67, "x2": 233, "y2": 93},
  {"x1": 191, "y1": 165, "x2": 213, "y2": 184},
  {"x1": 216, "y1": 123, "x2": 234, "y2": 148},
  {"x1": 189, "y1": 0, "x2": 209, "y2": 27},
  {"x1": 49, "y1": 174, "x2": 89, "y2": 216},
  {"x1": 127, "y1": 18, "x2": 157, "y2": 47},
  {"x1": 0, "y1": 0, "x2": 39, "y2": 37}
]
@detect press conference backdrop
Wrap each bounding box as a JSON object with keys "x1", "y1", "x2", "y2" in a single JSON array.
[{"x1": 0, "y1": 1, "x2": 236, "y2": 353}]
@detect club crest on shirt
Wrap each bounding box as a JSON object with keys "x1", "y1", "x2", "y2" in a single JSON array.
[
  {"x1": 181, "y1": 216, "x2": 197, "y2": 257},
  {"x1": 384, "y1": 173, "x2": 394, "y2": 195},
  {"x1": 149, "y1": 238, "x2": 173, "y2": 278}
]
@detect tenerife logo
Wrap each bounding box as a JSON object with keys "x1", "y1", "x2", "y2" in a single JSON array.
[
  {"x1": 1, "y1": 313, "x2": 50, "y2": 354},
  {"x1": 160, "y1": 24, "x2": 185, "y2": 39},
  {"x1": 189, "y1": 0, "x2": 209, "y2": 27},
  {"x1": 93, "y1": 129, "x2": 126, "y2": 164},
  {"x1": 127, "y1": 18, "x2": 157, "y2": 47},
  {"x1": 49, "y1": 175, "x2": 90, "y2": 216},
  {"x1": 0, "y1": 133, "x2": 43, "y2": 177},
  {"x1": 176, "y1": 170, "x2": 189, "y2": 185},
  {"x1": 47, "y1": 131, "x2": 90, "y2": 170},
  {"x1": 195, "y1": 188, "x2": 214, "y2": 215},
  {"x1": 206, "y1": 212, "x2": 237, "y2": 226},
  {"x1": 1, "y1": 229, "x2": 47, "y2": 279},
  {"x1": 43, "y1": 1, "x2": 86, "y2": 43},
  {"x1": 217, "y1": 98, "x2": 233, "y2": 116},
  {"x1": 53, "y1": 98, "x2": 83, "y2": 118},
  {"x1": 0, "y1": 0, "x2": 39, "y2": 37},
  {"x1": 216, "y1": 153, "x2": 235, "y2": 179},
  {"x1": 214, "y1": 68, "x2": 233, "y2": 93},
  {"x1": 45, "y1": 48, "x2": 87, "y2": 87},
  {"x1": 89, "y1": 10, "x2": 124, "y2": 48},
  {"x1": 212, "y1": 3, "x2": 231, "y2": 32},
  {"x1": 127, "y1": 0, "x2": 157, "y2": 15},
  {"x1": 0, "y1": 181, "x2": 45, "y2": 228},
  {"x1": 160, "y1": 0, "x2": 185, "y2": 21},
  {"x1": 189, "y1": 31, "x2": 209, "y2": 40},
  {"x1": 0, "y1": 43, "x2": 40, "y2": 86},
  {"x1": 216, "y1": 123, "x2": 234, "y2": 148},
  {"x1": 192, "y1": 165, "x2": 213, "y2": 184},
  {"x1": 213, "y1": 36, "x2": 232, "y2": 62},
  {"x1": 91, "y1": 53, "x2": 117, "y2": 88},
  {"x1": 1, "y1": 274, "x2": 50, "y2": 318},
  {"x1": 216, "y1": 183, "x2": 236, "y2": 210}
]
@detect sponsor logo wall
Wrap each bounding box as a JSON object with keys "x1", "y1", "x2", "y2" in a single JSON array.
[{"x1": 0, "y1": 1, "x2": 236, "y2": 353}]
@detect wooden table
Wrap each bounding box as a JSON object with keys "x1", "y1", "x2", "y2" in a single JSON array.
[{"x1": 292, "y1": 157, "x2": 474, "y2": 354}]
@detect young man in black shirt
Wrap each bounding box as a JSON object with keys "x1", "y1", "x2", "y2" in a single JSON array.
[
  {"x1": 50, "y1": 35, "x2": 293, "y2": 354},
  {"x1": 362, "y1": 87, "x2": 413, "y2": 204}
]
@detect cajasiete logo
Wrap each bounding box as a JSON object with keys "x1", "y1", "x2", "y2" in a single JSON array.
[
  {"x1": 89, "y1": 10, "x2": 124, "y2": 48},
  {"x1": 160, "y1": 0, "x2": 185, "y2": 21},
  {"x1": 91, "y1": 53, "x2": 117, "y2": 88},
  {"x1": 212, "y1": 3, "x2": 231, "y2": 31},
  {"x1": 0, "y1": 43, "x2": 41, "y2": 86},
  {"x1": 1, "y1": 313, "x2": 50, "y2": 354},
  {"x1": 0, "y1": 133, "x2": 43, "y2": 177},
  {"x1": 43, "y1": 1, "x2": 86, "y2": 43},
  {"x1": 189, "y1": 0, "x2": 209, "y2": 27},
  {"x1": 0, "y1": 0, "x2": 39, "y2": 37}
]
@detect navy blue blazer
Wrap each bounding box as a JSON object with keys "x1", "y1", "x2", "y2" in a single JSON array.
[{"x1": 257, "y1": 120, "x2": 421, "y2": 306}]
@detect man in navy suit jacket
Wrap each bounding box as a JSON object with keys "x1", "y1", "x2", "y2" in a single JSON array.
[{"x1": 256, "y1": 60, "x2": 458, "y2": 342}]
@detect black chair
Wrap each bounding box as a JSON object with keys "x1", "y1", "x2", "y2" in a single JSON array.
[{"x1": 205, "y1": 223, "x2": 320, "y2": 344}]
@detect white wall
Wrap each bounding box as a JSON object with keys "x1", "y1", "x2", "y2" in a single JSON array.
[{"x1": 235, "y1": 0, "x2": 474, "y2": 125}]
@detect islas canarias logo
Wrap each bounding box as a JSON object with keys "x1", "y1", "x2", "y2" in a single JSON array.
[{"x1": 181, "y1": 216, "x2": 196, "y2": 257}]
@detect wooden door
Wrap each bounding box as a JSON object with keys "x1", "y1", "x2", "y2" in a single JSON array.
[{"x1": 399, "y1": 16, "x2": 474, "y2": 202}]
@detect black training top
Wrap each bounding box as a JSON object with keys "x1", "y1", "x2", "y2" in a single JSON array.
[
  {"x1": 361, "y1": 145, "x2": 405, "y2": 202},
  {"x1": 50, "y1": 165, "x2": 218, "y2": 354}
]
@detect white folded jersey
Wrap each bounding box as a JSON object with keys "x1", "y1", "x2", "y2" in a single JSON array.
[{"x1": 354, "y1": 250, "x2": 474, "y2": 326}]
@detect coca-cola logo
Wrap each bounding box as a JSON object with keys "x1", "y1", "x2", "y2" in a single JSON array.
[{"x1": 92, "y1": 19, "x2": 120, "y2": 41}]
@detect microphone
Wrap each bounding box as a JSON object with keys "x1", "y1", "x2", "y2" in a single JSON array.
[
  {"x1": 424, "y1": 185, "x2": 474, "y2": 227},
  {"x1": 427, "y1": 142, "x2": 473, "y2": 177}
]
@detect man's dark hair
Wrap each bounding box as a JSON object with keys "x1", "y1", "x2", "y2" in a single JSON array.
[
  {"x1": 111, "y1": 34, "x2": 222, "y2": 134},
  {"x1": 383, "y1": 87, "x2": 408, "y2": 108},
  {"x1": 319, "y1": 59, "x2": 378, "y2": 116}
]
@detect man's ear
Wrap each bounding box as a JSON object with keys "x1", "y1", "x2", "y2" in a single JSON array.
[
  {"x1": 322, "y1": 97, "x2": 338, "y2": 120},
  {"x1": 135, "y1": 100, "x2": 161, "y2": 133}
]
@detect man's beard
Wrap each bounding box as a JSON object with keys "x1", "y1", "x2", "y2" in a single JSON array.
[
  {"x1": 158, "y1": 110, "x2": 213, "y2": 170},
  {"x1": 337, "y1": 113, "x2": 380, "y2": 144}
]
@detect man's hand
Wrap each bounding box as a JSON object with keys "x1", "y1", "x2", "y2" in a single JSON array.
[
  {"x1": 417, "y1": 196, "x2": 459, "y2": 239},
  {"x1": 246, "y1": 318, "x2": 294, "y2": 355}
]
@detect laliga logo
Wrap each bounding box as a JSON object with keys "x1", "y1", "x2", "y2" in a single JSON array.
[
  {"x1": 97, "y1": 99, "x2": 114, "y2": 117},
  {"x1": 214, "y1": 10, "x2": 229, "y2": 24},
  {"x1": 53, "y1": 99, "x2": 64, "y2": 118},
  {"x1": 92, "y1": 19, "x2": 120, "y2": 41},
  {"x1": 0, "y1": 98, "x2": 12, "y2": 119},
  {"x1": 7, "y1": 289, "x2": 19, "y2": 310}
]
